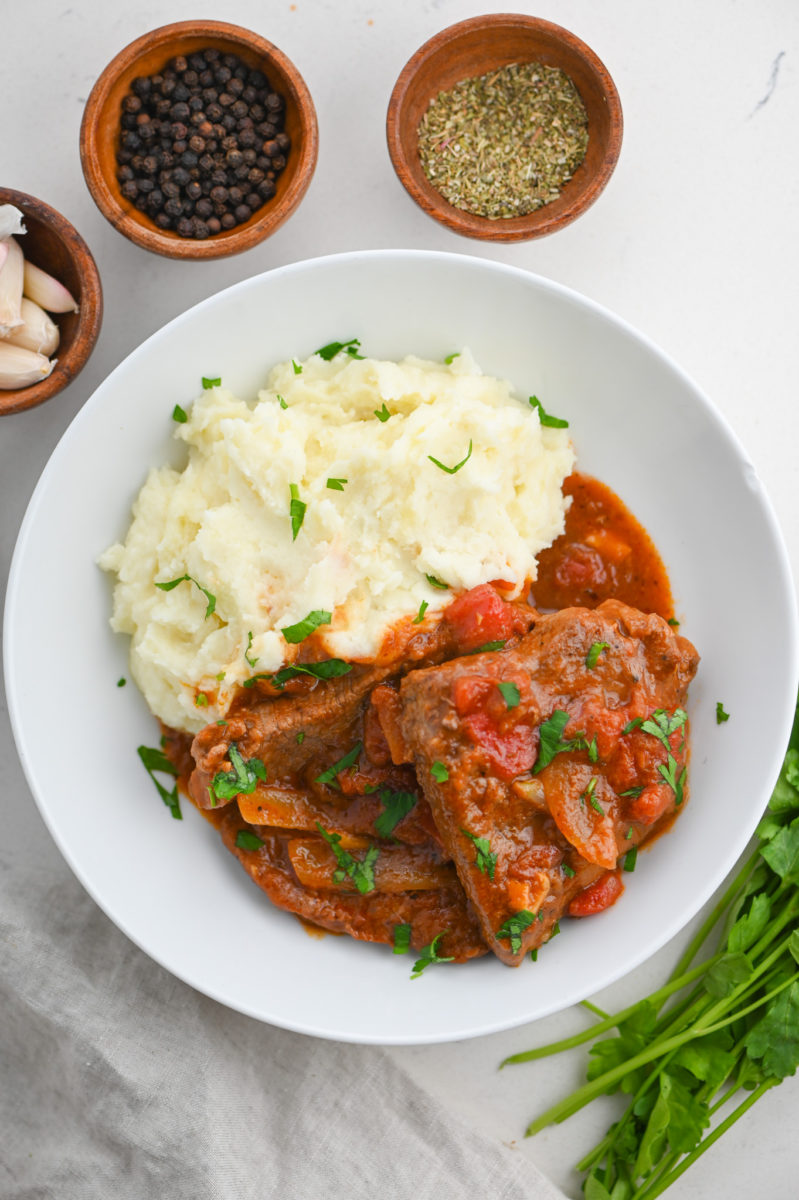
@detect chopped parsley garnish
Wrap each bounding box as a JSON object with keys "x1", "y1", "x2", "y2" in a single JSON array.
[
  {"x1": 659, "y1": 756, "x2": 686, "y2": 806},
  {"x1": 410, "y1": 931, "x2": 454, "y2": 979},
  {"x1": 626, "y1": 825, "x2": 634, "y2": 839},
  {"x1": 235, "y1": 829, "x2": 264, "y2": 851},
  {"x1": 315, "y1": 822, "x2": 378, "y2": 894},
  {"x1": 195, "y1": 693, "x2": 208, "y2": 707},
  {"x1": 444, "y1": 352, "x2": 460, "y2": 364},
  {"x1": 496, "y1": 909, "x2": 536, "y2": 955},
  {"x1": 461, "y1": 829, "x2": 498, "y2": 879},
  {"x1": 314, "y1": 338, "x2": 363, "y2": 361},
  {"x1": 137, "y1": 745, "x2": 181, "y2": 820},
  {"x1": 619, "y1": 785, "x2": 644, "y2": 798},
  {"x1": 245, "y1": 631, "x2": 258, "y2": 667},
  {"x1": 580, "y1": 777, "x2": 598, "y2": 809},
  {"x1": 201, "y1": 376, "x2": 221, "y2": 389},
  {"x1": 624, "y1": 846, "x2": 638, "y2": 872},
  {"x1": 155, "y1": 573, "x2": 216, "y2": 619},
  {"x1": 717, "y1": 701, "x2": 730, "y2": 724},
  {"x1": 374, "y1": 789, "x2": 417, "y2": 838},
  {"x1": 315, "y1": 742, "x2": 362, "y2": 788},
  {"x1": 172, "y1": 403, "x2": 187, "y2": 423},
  {"x1": 530, "y1": 948, "x2": 538, "y2": 962},
  {"x1": 430, "y1": 761, "x2": 449, "y2": 783},
  {"x1": 641, "y1": 708, "x2": 688, "y2": 749},
  {"x1": 534, "y1": 711, "x2": 589, "y2": 774},
  {"x1": 326, "y1": 477, "x2": 347, "y2": 490},
  {"x1": 281, "y1": 610, "x2": 332, "y2": 644},
  {"x1": 529, "y1": 394, "x2": 568, "y2": 428},
  {"x1": 216, "y1": 672, "x2": 225, "y2": 681},
  {"x1": 667, "y1": 616, "x2": 680, "y2": 626},
  {"x1": 277, "y1": 394, "x2": 288, "y2": 409},
  {"x1": 211, "y1": 743, "x2": 267, "y2": 803},
  {"x1": 622, "y1": 717, "x2": 644, "y2": 735},
  {"x1": 412, "y1": 600, "x2": 429, "y2": 625},
  {"x1": 374, "y1": 402, "x2": 392, "y2": 422},
  {"x1": 562, "y1": 863, "x2": 576, "y2": 878},
  {"x1": 117, "y1": 677, "x2": 126, "y2": 687},
  {"x1": 585, "y1": 641, "x2": 609, "y2": 669},
  {"x1": 427, "y1": 439, "x2": 473, "y2": 475},
  {"x1": 296, "y1": 731, "x2": 305, "y2": 745},
  {"x1": 289, "y1": 483, "x2": 306, "y2": 540},
  {"x1": 497, "y1": 681, "x2": 521, "y2": 709},
  {"x1": 425, "y1": 574, "x2": 449, "y2": 590},
  {"x1": 393, "y1": 923, "x2": 412, "y2": 955},
  {"x1": 291, "y1": 359, "x2": 302, "y2": 374},
  {"x1": 469, "y1": 640, "x2": 507, "y2": 654},
  {"x1": 243, "y1": 659, "x2": 353, "y2": 689},
  {"x1": 549, "y1": 921, "x2": 561, "y2": 940}
]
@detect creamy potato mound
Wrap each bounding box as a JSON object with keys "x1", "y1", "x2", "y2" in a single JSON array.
[{"x1": 100, "y1": 349, "x2": 575, "y2": 733}]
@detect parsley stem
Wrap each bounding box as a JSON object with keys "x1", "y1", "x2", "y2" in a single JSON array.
[
  {"x1": 668, "y1": 846, "x2": 760, "y2": 982},
  {"x1": 580, "y1": 999, "x2": 610, "y2": 1020}
]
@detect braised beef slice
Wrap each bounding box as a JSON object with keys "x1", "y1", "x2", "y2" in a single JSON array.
[
  {"x1": 398, "y1": 600, "x2": 699, "y2": 966},
  {"x1": 218, "y1": 807, "x2": 487, "y2": 962}
]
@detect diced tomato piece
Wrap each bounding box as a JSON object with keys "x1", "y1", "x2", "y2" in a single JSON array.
[
  {"x1": 627, "y1": 782, "x2": 673, "y2": 824},
  {"x1": 453, "y1": 675, "x2": 496, "y2": 717},
  {"x1": 445, "y1": 584, "x2": 517, "y2": 651},
  {"x1": 460, "y1": 711, "x2": 537, "y2": 782},
  {"x1": 568, "y1": 870, "x2": 625, "y2": 917},
  {"x1": 553, "y1": 545, "x2": 607, "y2": 591}
]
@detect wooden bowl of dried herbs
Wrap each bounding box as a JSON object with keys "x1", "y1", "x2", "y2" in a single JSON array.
[{"x1": 386, "y1": 14, "x2": 623, "y2": 242}]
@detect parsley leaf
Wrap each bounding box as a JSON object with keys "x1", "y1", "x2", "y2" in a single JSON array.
[
  {"x1": 496, "y1": 909, "x2": 536, "y2": 955},
  {"x1": 117, "y1": 677, "x2": 126, "y2": 687},
  {"x1": 428, "y1": 439, "x2": 473, "y2": 475},
  {"x1": 461, "y1": 828, "x2": 498, "y2": 879},
  {"x1": 374, "y1": 402, "x2": 392, "y2": 422},
  {"x1": 315, "y1": 822, "x2": 378, "y2": 894},
  {"x1": 172, "y1": 403, "x2": 187, "y2": 423},
  {"x1": 562, "y1": 863, "x2": 576, "y2": 878},
  {"x1": 374, "y1": 789, "x2": 417, "y2": 838},
  {"x1": 430, "y1": 761, "x2": 449, "y2": 783},
  {"x1": 292, "y1": 359, "x2": 302, "y2": 374},
  {"x1": 586, "y1": 641, "x2": 609, "y2": 669},
  {"x1": 444, "y1": 352, "x2": 460, "y2": 364},
  {"x1": 277, "y1": 394, "x2": 288, "y2": 409},
  {"x1": 315, "y1": 742, "x2": 362, "y2": 788},
  {"x1": 745, "y1": 981, "x2": 799, "y2": 1079},
  {"x1": 534, "y1": 711, "x2": 588, "y2": 774},
  {"x1": 425, "y1": 574, "x2": 449, "y2": 590},
  {"x1": 211, "y1": 743, "x2": 267, "y2": 803},
  {"x1": 243, "y1": 659, "x2": 353, "y2": 689},
  {"x1": 716, "y1": 701, "x2": 730, "y2": 724},
  {"x1": 641, "y1": 708, "x2": 688, "y2": 751},
  {"x1": 411, "y1": 931, "x2": 454, "y2": 978},
  {"x1": 393, "y1": 923, "x2": 412, "y2": 955},
  {"x1": 137, "y1": 745, "x2": 181, "y2": 820},
  {"x1": 201, "y1": 376, "x2": 221, "y2": 389},
  {"x1": 529, "y1": 394, "x2": 568, "y2": 428},
  {"x1": 468, "y1": 640, "x2": 507, "y2": 654},
  {"x1": 326, "y1": 477, "x2": 347, "y2": 490},
  {"x1": 245, "y1": 631, "x2": 258, "y2": 667},
  {"x1": 314, "y1": 338, "x2": 363, "y2": 361},
  {"x1": 497, "y1": 681, "x2": 521, "y2": 709},
  {"x1": 155, "y1": 573, "x2": 216, "y2": 619},
  {"x1": 235, "y1": 829, "x2": 264, "y2": 851},
  {"x1": 658, "y1": 756, "x2": 686, "y2": 806},
  {"x1": 624, "y1": 846, "x2": 638, "y2": 872},
  {"x1": 412, "y1": 600, "x2": 429, "y2": 624},
  {"x1": 289, "y1": 483, "x2": 306, "y2": 540},
  {"x1": 281, "y1": 610, "x2": 332, "y2": 644}
]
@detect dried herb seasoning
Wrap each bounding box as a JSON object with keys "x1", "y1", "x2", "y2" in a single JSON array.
[{"x1": 417, "y1": 61, "x2": 589, "y2": 220}]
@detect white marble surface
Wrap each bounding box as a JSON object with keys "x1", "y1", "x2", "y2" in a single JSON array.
[{"x1": 2, "y1": 1, "x2": 798, "y2": 1197}]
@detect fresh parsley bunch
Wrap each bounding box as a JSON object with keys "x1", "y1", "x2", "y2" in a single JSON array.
[{"x1": 504, "y1": 696, "x2": 799, "y2": 1199}]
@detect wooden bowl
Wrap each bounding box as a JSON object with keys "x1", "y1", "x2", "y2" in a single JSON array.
[
  {"x1": 386, "y1": 14, "x2": 623, "y2": 242},
  {"x1": 80, "y1": 20, "x2": 318, "y2": 259},
  {"x1": 0, "y1": 188, "x2": 103, "y2": 417}
]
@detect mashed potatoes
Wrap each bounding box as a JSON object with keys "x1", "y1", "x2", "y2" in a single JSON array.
[{"x1": 100, "y1": 348, "x2": 574, "y2": 733}]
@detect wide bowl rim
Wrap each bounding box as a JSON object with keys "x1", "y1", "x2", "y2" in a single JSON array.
[
  {"x1": 386, "y1": 13, "x2": 624, "y2": 243},
  {"x1": 79, "y1": 18, "x2": 319, "y2": 260},
  {"x1": 0, "y1": 186, "x2": 103, "y2": 417},
  {"x1": 5, "y1": 248, "x2": 797, "y2": 1043}
]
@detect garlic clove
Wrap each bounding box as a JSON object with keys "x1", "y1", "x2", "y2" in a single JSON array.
[
  {"x1": 0, "y1": 242, "x2": 8, "y2": 273},
  {"x1": 23, "y1": 259, "x2": 79, "y2": 314},
  {"x1": 0, "y1": 296, "x2": 60, "y2": 355},
  {"x1": 0, "y1": 237, "x2": 25, "y2": 335},
  {"x1": 0, "y1": 342, "x2": 55, "y2": 389}
]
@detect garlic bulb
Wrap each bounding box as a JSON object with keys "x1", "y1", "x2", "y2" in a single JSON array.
[
  {"x1": 0, "y1": 343, "x2": 55, "y2": 389},
  {"x1": 2, "y1": 296, "x2": 60, "y2": 356}
]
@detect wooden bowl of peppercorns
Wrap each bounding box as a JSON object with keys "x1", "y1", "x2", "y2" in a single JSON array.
[
  {"x1": 387, "y1": 14, "x2": 622, "y2": 242},
  {"x1": 80, "y1": 20, "x2": 318, "y2": 259}
]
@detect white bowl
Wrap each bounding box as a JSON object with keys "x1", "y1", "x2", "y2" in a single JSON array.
[{"x1": 5, "y1": 250, "x2": 797, "y2": 1044}]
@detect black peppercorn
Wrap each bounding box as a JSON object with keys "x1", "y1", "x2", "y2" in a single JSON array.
[
  {"x1": 234, "y1": 204, "x2": 252, "y2": 223},
  {"x1": 207, "y1": 216, "x2": 221, "y2": 234},
  {"x1": 220, "y1": 212, "x2": 236, "y2": 229},
  {"x1": 186, "y1": 180, "x2": 202, "y2": 200}
]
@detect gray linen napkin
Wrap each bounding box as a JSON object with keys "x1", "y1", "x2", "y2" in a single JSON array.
[{"x1": 0, "y1": 855, "x2": 567, "y2": 1200}]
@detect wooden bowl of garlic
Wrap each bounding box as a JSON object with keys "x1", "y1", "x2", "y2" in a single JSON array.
[{"x1": 0, "y1": 188, "x2": 103, "y2": 416}]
